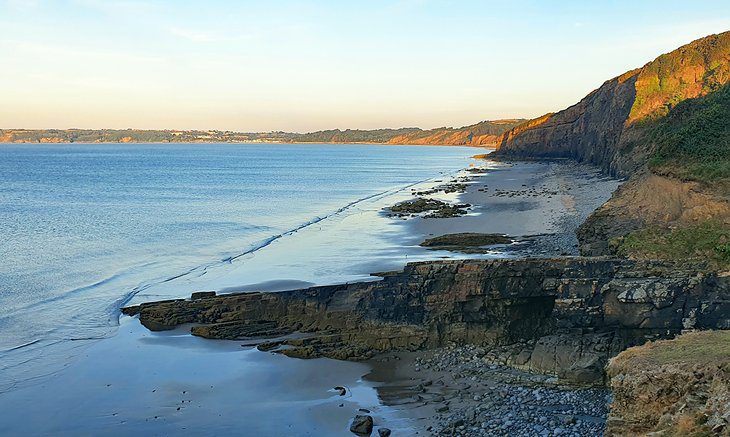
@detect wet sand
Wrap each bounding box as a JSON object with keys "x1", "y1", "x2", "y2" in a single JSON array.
[
  {"x1": 403, "y1": 159, "x2": 621, "y2": 257},
  {"x1": 0, "y1": 317, "x2": 410, "y2": 436}
]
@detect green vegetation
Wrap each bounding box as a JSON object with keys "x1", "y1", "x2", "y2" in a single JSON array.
[
  {"x1": 649, "y1": 82, "x2": 730, "y2": 182},
  {"x1": 629, "y1": 31, "x2": 730, "y2": 123},
  {"x1": 293, "y1": 128, "x2": 420, "y2": 143},
  {"x1": 613, "y1": 221, "x2": 730, "y2": 267}
]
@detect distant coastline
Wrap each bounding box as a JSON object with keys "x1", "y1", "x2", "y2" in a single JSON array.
[{"x1": 0, "y1": 119, "x2": 525, "y2": 147}]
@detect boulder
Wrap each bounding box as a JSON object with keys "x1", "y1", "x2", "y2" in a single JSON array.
[{"x1": 350, "y1": 415, "x2": 373, "y2": 435}]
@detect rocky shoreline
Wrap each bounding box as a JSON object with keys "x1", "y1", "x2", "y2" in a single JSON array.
[
  {"x1": 122, "y1": 254, "x2": 729, "y2": 435},
  {"x1": 118, "y1": 155, "x2": 728, "y2": 435},
  {"x1": 367, "y1": 345, "x2": 610, "y2": 436}
]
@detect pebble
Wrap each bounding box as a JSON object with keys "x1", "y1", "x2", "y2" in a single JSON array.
[{"x1": 414, "y1": 344, "x2": 610, "y2": 436}]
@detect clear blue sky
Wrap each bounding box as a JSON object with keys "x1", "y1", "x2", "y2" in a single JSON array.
[{"x1": 1, "y1": 0, "x2": 729, "y2": 132}]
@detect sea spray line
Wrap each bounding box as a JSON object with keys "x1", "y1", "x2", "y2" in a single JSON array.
[
  {"x1": 0, "y1": 166, "x2": 470, "y2": 391},
  {"x1": 0, "y1": 166, "x2": 470, "y2": 349},
  {"x1": 115, "y1": 168, "x2": 465, "y2": 312}
]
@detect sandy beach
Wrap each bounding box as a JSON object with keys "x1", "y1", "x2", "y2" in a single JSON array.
[{"x1": 401, "y1": 159, "x2": 620, "y2": 258}]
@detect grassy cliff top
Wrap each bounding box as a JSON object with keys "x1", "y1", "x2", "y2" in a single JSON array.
[{"x1": 609, "y1": 330, "x2": 730, "y2": 370}]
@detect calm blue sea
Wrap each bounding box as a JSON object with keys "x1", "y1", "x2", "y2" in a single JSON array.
[{"x1": 0, "y1": 142, "x2": 477, "y2": 390}]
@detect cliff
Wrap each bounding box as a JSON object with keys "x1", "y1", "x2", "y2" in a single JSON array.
[
  {"x1": 123, "y1": 257, "x2": 730, "y2": 385},
  {"x1": 493, "y1": 31, "x2": 730, "y2": 178},
  {"x1": 493, "y1": 31, "x2": 730, "y2": 257}
]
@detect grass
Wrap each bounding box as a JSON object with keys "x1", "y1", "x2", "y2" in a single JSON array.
[
  {"x1": 649, "y1": 82, "x2": 730, "y2": 183},
  {"x1": 612, "y1": 330, "x2": 730, "y2": 367},
  {"x1": 613, "y1": 221, "x2": 730, "y2": 268}
]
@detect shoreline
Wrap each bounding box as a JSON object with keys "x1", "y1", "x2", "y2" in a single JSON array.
[
  {"x1": 2, "y1": 140, "x2": 491, "y2": 147},
  {"x1": 0, "y1": 143, "x2": 477, "y2": 395},
  {"x1": 0, "y1": 155, "x2": 623, "y2": 435}
]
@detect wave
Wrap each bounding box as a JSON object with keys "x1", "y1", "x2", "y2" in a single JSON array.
[
  {"x1": 1, "y1": 339, "x2": 42, "y2": 353},
  {"x1": 1, "y1": 169, "x2": 461, "y2": 351},
  {"x1": 113, "y1": 172, "x2": 457, "y2": 310}
]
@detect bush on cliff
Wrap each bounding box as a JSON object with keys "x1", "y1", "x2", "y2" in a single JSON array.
[
  {"x1": 649, "y1": 82, "x2": 730, "y2": 183},
  {"x1": 612, "y1": 221, "x2": 730, "y2": 268}
]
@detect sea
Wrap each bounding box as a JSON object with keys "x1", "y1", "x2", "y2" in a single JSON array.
[{"x1": 0, "y1": 142, "x2": 480, "y2": 393}]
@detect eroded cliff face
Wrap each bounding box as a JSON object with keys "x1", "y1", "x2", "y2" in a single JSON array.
[
  {"x1": 577, "y1": 173, "x2": 730, "y2": 255},
  {"x1": 494, "y1": 72, "x2": 640, "y2": 177},
  {"x1": 123, "y1": 257, "x2": 730, "y2": 384},
  {"x1": 493, "y1": 31, "x2": 730, "y2": 256}
]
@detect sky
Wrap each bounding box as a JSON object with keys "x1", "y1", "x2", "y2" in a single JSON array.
[{"x1": 1, "y1": 0, "x2": 729, "y2": 132}]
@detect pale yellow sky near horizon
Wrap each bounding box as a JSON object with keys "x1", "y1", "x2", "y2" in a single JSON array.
[{"x1": 1, "y1": 1, "x2": 729, "y2": 132}]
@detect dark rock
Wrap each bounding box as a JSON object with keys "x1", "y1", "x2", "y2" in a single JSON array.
[
  {"x1": 420, "y1": 233, "x2": 512, "y2": 253},
  {"x1": 190, "y1": 291, "x2": 216, "y2": 300},
  {"x1": 386, "y1": 198, "x2": 469, "y2": 219},
  {"x1": 124, "y1": 257, "x2": 728, "y2": 384},
  {"x1": 335, "y1": 386, "x2": 346, "y2": 396},
  {"x1": 350, "y1": 415, "x2": 373, "y2": 435},
  {"x1": 377, "y1": 428, "x2": 391, "y2": 437}
]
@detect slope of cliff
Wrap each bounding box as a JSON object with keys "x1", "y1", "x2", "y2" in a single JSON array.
[
  {"x1": 386, "y1": 119, "x2": 525, "y2": 146},
  {"x1": 493, "y1": 31, "x2": 730, "y2": 259}
]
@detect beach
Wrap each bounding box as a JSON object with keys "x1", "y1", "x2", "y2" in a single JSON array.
[{"x1": 0, "y1": 152, "x2": 621, "y2": 436}]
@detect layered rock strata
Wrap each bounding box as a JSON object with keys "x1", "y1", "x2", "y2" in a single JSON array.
[{"x1": 123, "y1": 257, "x2": 730, "y2": 384}]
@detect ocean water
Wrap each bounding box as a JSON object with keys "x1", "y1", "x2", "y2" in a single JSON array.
[{"x1": 0, "y1": 142, "x2": 478, "y2": 391}]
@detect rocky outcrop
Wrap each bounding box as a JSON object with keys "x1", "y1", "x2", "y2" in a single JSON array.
[
  {"x1": 419, "y1": 233, "x2": 512, "y2": 253},
  {"x1": 124, "y1": 257, "x2": 730, "y2": 384},
  {"x1": 606, "y1": 330, "x2": 730, "y2": 435}
]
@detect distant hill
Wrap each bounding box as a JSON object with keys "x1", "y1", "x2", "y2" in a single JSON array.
[
  {"x1": 386, "y1": 119, "x2": 525, "y2": 146},
  {"x1": 0, "y1": 119, "x2": 525, "y2": 146},
  {"x1": 290, "y1": 128, "x2": 421, "y2": 144},
  {"x1": 0, "y1": 129, "x2": 296, "y2": 144}
]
